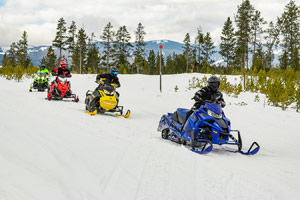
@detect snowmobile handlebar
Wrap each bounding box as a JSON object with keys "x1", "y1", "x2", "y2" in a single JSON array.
[
  {"x1": 95, "y1": 81, "x2": 118, "y2": 88},
  {"x1": 56, "y1": 74, "x2": 72, "y2": 78}
]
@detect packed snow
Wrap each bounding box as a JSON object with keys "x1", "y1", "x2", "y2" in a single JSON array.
[{"x1": 0, "y1": 73, "x2": 299, "y2": 200}]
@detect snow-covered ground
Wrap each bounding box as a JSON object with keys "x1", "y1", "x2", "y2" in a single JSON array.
[{"x1": 0, "y1": 73, "x2": 300, "y2": 200}]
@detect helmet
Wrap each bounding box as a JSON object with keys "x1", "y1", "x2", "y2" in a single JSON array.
[
  {"x1": 110, "y1": 67, "x2": 119, "y2": 76},
  {"x1": 60, "y1": 61, "x2": 67, "y2": 69},
  {"x1": 40, "y1": 64, "x2": 46, "y2": 70},
  {"x1": 208, "y1": 76, "x2": 220, "y2": 92}
]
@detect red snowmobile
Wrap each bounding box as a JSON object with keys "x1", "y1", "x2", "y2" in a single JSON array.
[{"x1": 47, "y1": 74, "x2": 79, "y2": 102}]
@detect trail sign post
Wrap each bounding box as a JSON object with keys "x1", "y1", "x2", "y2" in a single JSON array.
[{"x1": 159, "y1": 45, "x2": 163, "y2": 93}]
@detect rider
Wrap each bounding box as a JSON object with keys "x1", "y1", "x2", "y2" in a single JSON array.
[
  {"x1": 29, "y1": 64, "x2": 50, "y2": 92},
  {"x1": 184, "y1": 76, "x2": 226, "y2": 121},
  {"x1": 37, "y1": 64, "x2": 49, "y2": 74},
  {"x1": 86, "y1": 67, "x2": 120, "y2": 113},
  {"x1": 49, "y1": 61, "x2": 72, "y2": 97},
  {"x1": 192, "y1": 75, "x2": 226, "y2": 110},
  {"x1": 51, "y1": 61, "x2": 71, "y2": 77}
]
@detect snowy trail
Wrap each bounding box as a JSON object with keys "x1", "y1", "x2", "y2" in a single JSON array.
[{"x1": 0, "y1": 73, "x2": 300, "y2": 200}]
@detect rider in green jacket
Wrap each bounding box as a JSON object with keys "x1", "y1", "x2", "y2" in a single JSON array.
[{"x1": 29, "y1": 64, "x2": 50, "y2": 92}]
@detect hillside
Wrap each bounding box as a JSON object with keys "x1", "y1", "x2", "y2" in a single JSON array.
[{"x1": 0, "y1": 73, "x2": 299, "y2": 199}]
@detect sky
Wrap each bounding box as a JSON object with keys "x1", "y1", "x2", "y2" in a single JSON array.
[{"x1": 0, "y1": 0, "x2": 291, "y2": 47}]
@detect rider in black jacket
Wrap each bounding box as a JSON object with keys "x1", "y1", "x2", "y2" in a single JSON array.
[
  {"x1": 185, "y1": 76, "x2": 226, "y2": 121},
  {"x1": 86, "y1": 67, "x2": 120, "y2": 113},
  {"x1": 192, "y1": 76, "x2": 226, "y2": 110}
]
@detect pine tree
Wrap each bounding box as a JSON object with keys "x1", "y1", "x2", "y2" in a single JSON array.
[
  {"x1": 264, "y1": 19, "x2": 282, "y2": 69},
  {"x1": 280, "y1": 0, "x2": 300, "y2": 71},
  {"x1": 1, "y1": 52, "x2": 8, "y2": 67},
  {"x1": 148, "y1": 50, "x2": 156, "y2": 75},
  {"x1": 183, "y1": 33, "x2": 192, "y2": 72},
  {"x1": 100, "y1": 22, "x2": 114, "y2": 72},
  {"x1": 220, "y1": 17, "x2": 236, "y2": 68},
  {"x1": 7, "y1": 42, "x2": 18, "y2": 67},
  {"x1": 291, "y1": 48, "x2": 300, "y2": 71},
  {"x1": 41, "y1": 46, "x2": 57, "y2": 70},
  {"x1": 250, "y1": 10, "x2": 266, "y2": 61},
  {"x1": 66, "y1": 21, "x2": 77, "y2": 62},
  {"x1": 113, "y1": 25, "x2": 133, "y2": 69},
  {"x1": 16, "y1": 31, "x2": 31, "y2": 68},
  {"x1": 134, "y1": 22, "x2": 147, "y2": 73},
  {"x1": 52, "y1": 17, "x2": 67, "y2": 62},
  {"x1": 252, "y1": 42, "x2": 264, "y2": 71},
  {"x1": 195, "y1": 26, "x2": 204, "y2": 71},
  {"x1": 202, "y1": 32, "x2": 216, "y2": 65},
  {"x1": 234, "y1": 0, "x2": 255, "y2": 70},
  {"x1": 86, "y1": 33, "x2": 100, "y2": 73},
  {"x1": 72, "y1": 28, "x2": 88, "y2": 73}
]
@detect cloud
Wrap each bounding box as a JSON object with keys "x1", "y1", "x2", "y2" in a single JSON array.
[{"x1": 0, "y1": 0, "x2": 291, "y2": 47}]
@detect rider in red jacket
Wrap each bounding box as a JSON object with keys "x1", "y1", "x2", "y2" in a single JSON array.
[
  {"x1": 49, "y1": 61, "x2": 72, "y2": 97},
  {"x1": 52, "y1": 61, "x2": 71, "y2": 76}
]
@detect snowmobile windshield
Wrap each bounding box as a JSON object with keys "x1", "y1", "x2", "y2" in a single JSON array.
[
  {"x1": 102, "y1": 85, "x2": 115, "y2": 93},
  {"x1": 58, "y1": 76, "x2": 67, "y2": 83},
  {"x1": 204, "y1": 103, "x2": 222, "y2": 115}
]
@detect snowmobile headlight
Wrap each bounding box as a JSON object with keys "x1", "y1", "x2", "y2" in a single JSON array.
[
  {"x1": 207, "y1": 110, "x2": 222, "y2": 119},
  {"x1": 103, "y1": 90, "x2": 115, "y2": 95},
  {"x1": 103, "y1": 89, "x2": 110, "y2": 95}
]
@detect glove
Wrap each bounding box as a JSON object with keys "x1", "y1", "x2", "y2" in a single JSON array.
[
  {"x1": 111, "y1": 83, "x2": 117, "y2": 87},
  {"x1": 51, "y1": 71, "x2": 58, "y2": 76}
]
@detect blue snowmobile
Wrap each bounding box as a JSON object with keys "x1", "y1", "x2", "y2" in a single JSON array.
[{"x1": 157, "y1": 100, "x2": 260, "y2": 155}]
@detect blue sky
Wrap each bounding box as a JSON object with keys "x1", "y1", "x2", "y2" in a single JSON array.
[{"x1": 0, "y1": 0, "x2": 293, "y2": 46}]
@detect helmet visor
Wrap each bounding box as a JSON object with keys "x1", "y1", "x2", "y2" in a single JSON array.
[
  {"x1": 112, "y1": 71, "x2": 118, "y2": 75},
  {"x1": 209, "y1": 82, "x2": 219, "y2": 90}
]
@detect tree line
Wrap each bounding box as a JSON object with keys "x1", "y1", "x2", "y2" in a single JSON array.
[{"x1": 1, "y1": 0, "x2": 299, "y2": 75}]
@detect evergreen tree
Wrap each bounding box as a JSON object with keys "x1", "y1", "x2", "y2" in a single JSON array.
[
  {"x1": 195, "y1": 26, "x2": 204, "y2": 71},
  {"x1": 72, "y1": 28, "x2": 88, "y2": 73},
  {"x1": 183, "y1": 33, "x2": 192, "y2": 72},
  {"x1": 66, "y1": 21, "x2": 77, "y2": 61},
  {"x1": 234, "y1": 0, "x2": 255, "y2": 70},
  {"x1": 202, "y1": 32, "x2": 216, "y2": 65},
  {"x1": 1, "y1": 52, "x2": 8, "y2": 67},
  {"x1": 148, "y1": 50, "x2": 156, "y2": 75},
  {"x1": 113, "y1": 25, "x2": 133, "y2": 68},
  {"x1": 86, "y1": 33, "x2": 100, "y2": 73},
  {"x1": 52, "y1": 17, "x2": 67, "y2": 62},
  {"x1": 220, "y1": 17, "x2": 236, "y2": 68},
  {"x1": 7, "y1": 42, "x2": 18, "y2": 67},
  {"x1": 250, "y1": 10, "x2": 266, "y2": 61},
  {"x1": 41, "y1": 46, "x2": 57, "y2": 70},
  {"x1": 264, "y1": 19, "x2": 283, "y2": 69},
  {"x1": 252, "y1": 42, "x2": 264, "y2": 71},
  {"x1": 100, "y1": 22, "x2": 114, "y2": 72},
  {"x1": 291, "y1": 48, "x2": 300, "y2": 71},
  {"x1": 280, "y1": 0, "x2": 300, "y2": 70},
  {"x1": 134, "y1": 22, "x2": 147, "y2": 73},
  {"x1": 16, "y1": 31, "x2": 31, "y2": 68}
]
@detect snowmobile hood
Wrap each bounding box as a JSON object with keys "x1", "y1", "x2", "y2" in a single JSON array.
[{"x1": 204, "y1": 103, "x2": 222, "y2": 115}]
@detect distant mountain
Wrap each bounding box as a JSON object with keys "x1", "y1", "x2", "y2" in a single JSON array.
[{"x1": 0, "y1": 40, "x2": 279, "y2": 67}]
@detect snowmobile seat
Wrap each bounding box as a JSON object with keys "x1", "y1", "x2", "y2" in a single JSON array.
[{"x1": 171, "y1": 108, "x2": 189, "y2": 125}]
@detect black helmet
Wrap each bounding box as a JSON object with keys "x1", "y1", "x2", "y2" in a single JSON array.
[
  {"x1": 110, "y1": 67, "x2": 119, "y2": 76},
  {"x1": 40, "y1": 64, "x2": 46, "y2": 70},
  {"x1": 208, "y1": 76, "x2": 220, "y2": 91}
]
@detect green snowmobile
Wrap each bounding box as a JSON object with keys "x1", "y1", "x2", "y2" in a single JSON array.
[{"x1": 29, "y1": 65, "x2": 49, "y2": 92}]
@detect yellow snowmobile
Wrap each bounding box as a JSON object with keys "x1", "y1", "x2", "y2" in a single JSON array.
[{"x1": 85, "y1": 80, "x2": 130, "y2": 118}]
